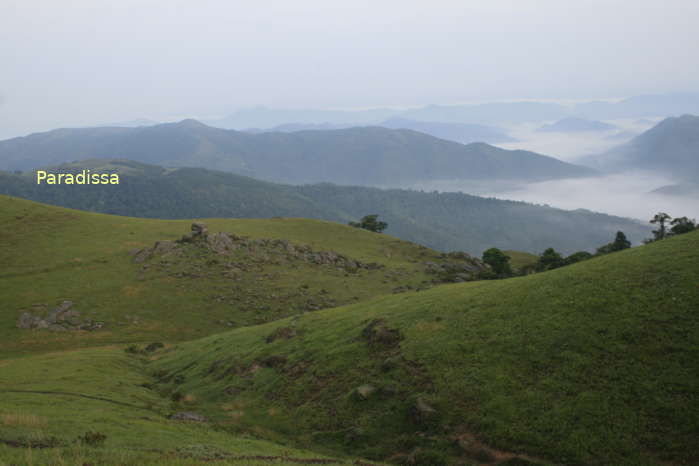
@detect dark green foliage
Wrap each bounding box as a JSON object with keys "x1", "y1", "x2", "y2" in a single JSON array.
[
  {"x1": 536, "y1": 248, "x2": 564, "y2": 271},
  {"x1": 124, "y1": 344, "x2": 142, "y2": 354},
  {"x1": 650, "y1": 212, "x2": 672, "y2": 240},
  {"x1": 482, "y1": 247, "x2": 512, "y2": 277},
  {"x1": 78, "y1": 431, "x2": 107, "y2": 447},
  {"x1": 670, "y1": 216, "x2": 697, "y2": 235},
  {"x1": 564, "y1": 251, "x2": 593, "y2": 265},
  {"x1": 349, "y1": 214, "x2": 388, "y2": 233},
  {"x1": 612, "y1": 231, "x2": 632, "y2": 250},
  {"x1": 597, "y1": 230, "x2": 631, "y2": 255},
  {"x1": 647, "y1": 214, "x2": 697, "y2": 242},
  {"x1": 145, "y1": 342, "x2": 165, "y2": 352}
]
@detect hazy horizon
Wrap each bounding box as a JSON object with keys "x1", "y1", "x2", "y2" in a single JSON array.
[{"x1": 2, "y1": 0, "x2": 699, "y2": 138}]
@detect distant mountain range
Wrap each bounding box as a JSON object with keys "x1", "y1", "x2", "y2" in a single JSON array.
[
  {"x1": 0, "y1": 119, "x2": 594, "y2": 187},
  {"x1": 245, "y1": 117, "x2": 516, "y2": 145},
  {"x1": 199, "y1": 93, "x2": 699, "y2": 130},
  {"x1": 0, "y1": 159, "x2": 649, "y2": 254},
  {"x1": 574, "y1": 93, "x2": 699, "y2": 120},
  {"x1": 377, "y1": 117, "x2": 517, "y2": 144},
  {"x1": 651, "y1": 182, "x2": 699, "y2": 197},
  {"x1": 537, "y1": 117, "x2": 617, "y2": 133},
  {"x1": 205, "y1": 106, "x2": 396, "y2": 129},
  {"x1": 580, "y1": 114, "x2": 699, "y2": 180}
]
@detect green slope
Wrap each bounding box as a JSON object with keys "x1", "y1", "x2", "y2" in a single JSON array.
[
  {"x1": 0, "y1": 347, "x2": 378, "y2": 465},
  {"x1": 147, "y1": 230, "x2": 699, "y2": 465},
  {"x1": 0, "y1": 195, "x2": 478, "y2": 357},
  {"x1": 0, "y1": 160, "x2": 651, "y2": 255}
]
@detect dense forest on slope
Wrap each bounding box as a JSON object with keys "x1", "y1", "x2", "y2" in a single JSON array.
[{"x1": 0, "y1": 159, "x2": 649, "y2": 254}]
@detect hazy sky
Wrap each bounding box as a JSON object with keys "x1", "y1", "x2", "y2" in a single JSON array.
[{"x1": 2, "y1": 0, "x2": 699, "y2": 137}]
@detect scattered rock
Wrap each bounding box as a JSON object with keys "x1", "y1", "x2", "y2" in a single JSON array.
[
  {"x1": 207, "y1": 232, "x2": 236, "y2": 254},
  {"x1": 424, "y1": 256, "x2": 489, "y2": 283},
  {"x1": 16, "y1": 301, "x2": 102, "y2": 331},
  {"x1": 259, "y1": 355, "x2": 288, "y2": 368},
  {"x1": 353, "y1": 384, "x2": 376, "y2": 400},
  {"x1": 381, "y1": 357, "x2": 399, "y2": 372},
  {"x1": 169, "y1": 411, "x2": 208, "y2": 422},
  {"x1": 16, "y1": 312, "x2": 36, "y2": 329},
  {"x1": 361, "y1": 319, "x2": 402, "y2": 348},
  {"x1": 179, "y1": 223, "x2": 209, "y2": 243},
  {"x1": 223, "y1": 386, "x2": 241, "y2": 396},
  {"x1": 265, "y1": 327, "x2": 297, "y2": 343},
  {"x1": 410, "y1": 398, "x2": 439, "y2": 426}
]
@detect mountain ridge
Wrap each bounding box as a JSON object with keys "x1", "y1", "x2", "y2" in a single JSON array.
[{"x1": 0, "y1": 119, "x2": 595, "y2": 186}]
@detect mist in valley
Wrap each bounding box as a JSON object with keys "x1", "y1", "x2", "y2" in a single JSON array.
[
  {"x1": 493, "y1": 118, "x2": 661, "y2": 161},
  {"x1": 415, "y1": 172, "x2": 699, "y2": 226}
]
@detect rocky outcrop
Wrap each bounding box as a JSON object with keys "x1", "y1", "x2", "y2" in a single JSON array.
[
  {"x1": 16, "y1": 301, "x2": 103, "y2": 331},
  {"x1": 179, "y1": 222, "x2": 209, "y2": 243},
  {"x1": 424, "y1": 251, "x2": 489, "y2": 283},
  {"x1": 132, "y1": 223, "x2": 383, "y2": 272},
  {"x1": 169, "y1": 411, "x2": 208, "y2": 422}
]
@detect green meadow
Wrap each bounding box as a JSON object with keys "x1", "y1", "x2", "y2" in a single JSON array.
[{"x1": 1, "y1": 195, "x2": 697, "y2": 465}]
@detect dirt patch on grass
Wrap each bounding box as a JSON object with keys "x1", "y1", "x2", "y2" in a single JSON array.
[
  {"x1": 1, "y1": 413, "x2": 47, "y2": 428},
  {"x1": 453, "y1": 432, "x2": 547, "y2": 465}
]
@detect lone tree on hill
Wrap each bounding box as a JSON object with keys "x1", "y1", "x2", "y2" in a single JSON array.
[
  {"x1": 598, "y1": 230, "x2": 631, "y2": 254},
  {"x1": 612, "y1": 231, "x2": 631, "y2": 251},
  {"x1": 650, "y1": 212, "x2": 671, "y2": 241},
  {"x1": 482, "y1": 248, "x2": 512, "y2": 277},
  {"x1": 349, "y1": 214, "x2": 388, "y2": 233}
]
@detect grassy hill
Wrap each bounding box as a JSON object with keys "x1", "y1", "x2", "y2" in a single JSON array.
[
  {"x1": 0, "y1": 195, "x2": 480, "y2": 357},
  {"x1": 0, "y1": 119, "x2": 595, "y2": 186},
  {"x1": 0, "y1": 160, "x2": 650, "y2": 255},
  {"x1": 145, "y1": 229, "x2": 699, "y2": 465},
  {"x1": 2, "y1": 197, "x2": 697, "y2": 465}
]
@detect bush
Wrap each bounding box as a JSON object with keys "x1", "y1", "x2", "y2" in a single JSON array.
[
  {"x1": 145, "y1": 341, "x2": 165, "y2": 352},
  {"x1": 349, "y1": 214, "x2": 388, "y2": 233},
  {"x1": 78, "y1": 431, "x2": 107, "y2": 447},
  {"x1": 124, "y1": 344, "x2": 142, "y2": 354}
]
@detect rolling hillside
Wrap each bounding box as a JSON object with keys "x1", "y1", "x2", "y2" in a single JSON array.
[
  {"x1": 2, "y1": 196, "x2": 697, "y2": 465},
  {"x1": 0, "y1": 195, "x2": 484, "y2": 357},
  {"x1": 144, "y1": 228, "x2": 699, "y2": 465},
  {"x1": 0, "y1": 160, "x2": 650, "y2": 255},
  {"x1": 0, "y1": 119, "x2": 595, "y2": 186}
]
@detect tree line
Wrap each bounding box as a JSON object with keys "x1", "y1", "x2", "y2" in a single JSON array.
[{"x1": 480, "y1": 213, "x2": 697, "y2": 278}]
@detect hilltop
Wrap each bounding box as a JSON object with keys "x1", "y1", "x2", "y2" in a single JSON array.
[
  {"x1": 0, "y1": 195, "x2": 488, "y2": 356},
  {"x1": 536, "y1": 117, "x2": 617, "y2": 133},
  {"x1": 0, "y1": 119, "x2": 594, "y2": 186},
  {"x1": 581, "y1": 114, "x2": 699, "y2": 179},
  {"x1": 0, "y1": 161, "x2": 650, "y2": 254},
  {"x1": 246, "y1": 118, "x2": 517, "y2": 145}
]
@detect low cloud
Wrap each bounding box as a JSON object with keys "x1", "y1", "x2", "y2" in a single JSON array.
[
  {"x1": 420, "y1": 172, "x2": 699, "y2": 223},
  {"x1": 484, "y1": 173, "x2": 699, "y2": 222}
]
